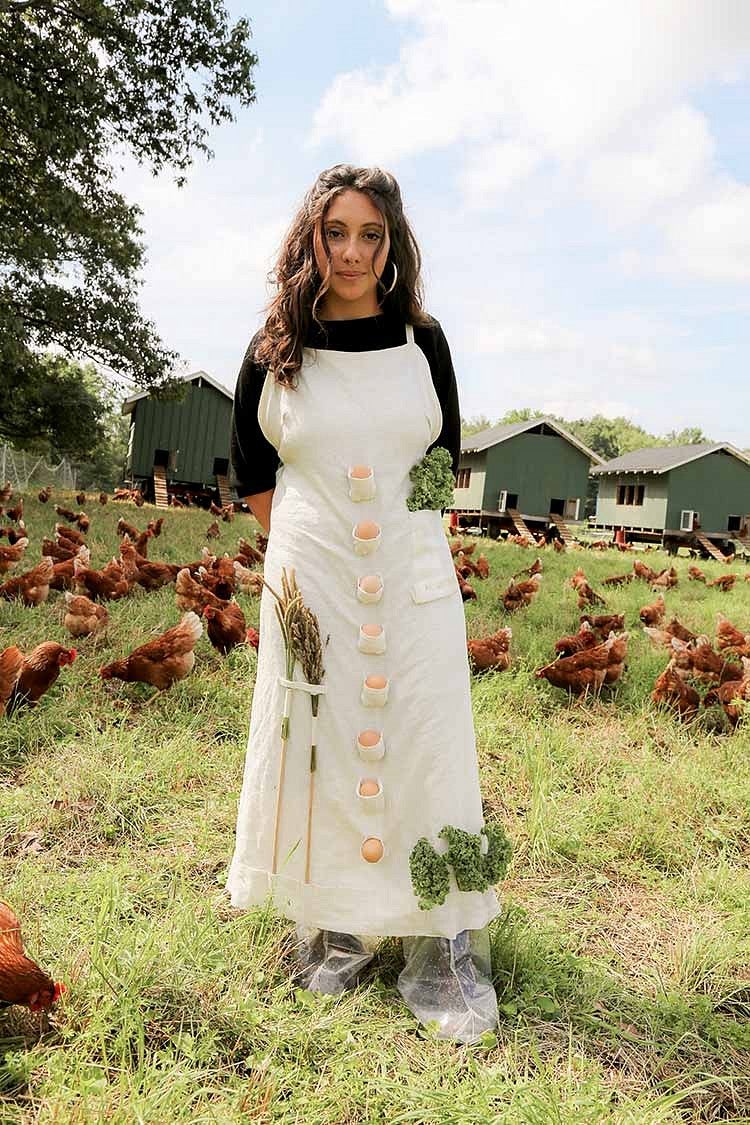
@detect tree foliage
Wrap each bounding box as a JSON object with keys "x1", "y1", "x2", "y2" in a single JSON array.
[
  {"x1": 461, "y1": 409, "x2": 712, "y2": 460},
  {"x1": 1, "y1": 0, "x2": 258, "y2": 391},
  {"x1": 0, "y1": 355, "x2": 109, "y2": 460}
]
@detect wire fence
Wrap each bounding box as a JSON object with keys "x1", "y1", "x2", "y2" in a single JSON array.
[{"x1": 0, "y1": 442, "x2": 78, "y2": 492}]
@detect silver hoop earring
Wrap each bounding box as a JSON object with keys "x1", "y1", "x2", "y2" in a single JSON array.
[{"x1": 383, "y1": 261, "x2": 398, "y2": 295}]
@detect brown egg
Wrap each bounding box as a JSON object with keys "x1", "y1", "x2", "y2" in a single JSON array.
[
  {"x1": 358, "y1": 729, "x2": 381, "y2": 747},
  {"x1": 365, "y1": 674, "x2": 387, "y2": 689},
  {"x1": 362, "y1": 623, "x2": 383, "y2": 637},
  {"x1": 351, "y1": 464, "x2": 372, "y2": 478},
  {"x1": 355, "y1": 520, "x2": 380, "y2": 540},
  {"x1": 361, "y1": 836, "x2": 384, "y2": 862},
  {"x1": 359, "y1": 778, "x2": 380, "y2": 797},
  {"x1": 359, "y1": 575, "x2": 382, "y2": 593}
]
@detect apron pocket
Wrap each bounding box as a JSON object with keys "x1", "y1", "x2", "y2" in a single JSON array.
[{"x1": 407, "y1": 509, "x2": 458, "y2": 604}]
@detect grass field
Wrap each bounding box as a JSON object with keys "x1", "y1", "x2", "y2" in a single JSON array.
[{"x1": 2, "y1": 495, "x2": 750, "y2": 1124}]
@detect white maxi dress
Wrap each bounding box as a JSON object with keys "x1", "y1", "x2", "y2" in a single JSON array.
[{"x1": 226, "y1": 323, "x2": 502, "y2": 938}]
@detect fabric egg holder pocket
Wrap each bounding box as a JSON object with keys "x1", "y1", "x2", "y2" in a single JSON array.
[
  {"x1": 356, "y1": 575, "x2": 383, "y2": 603},
  {"x1": 356, "y1": 730, "x2": 385, "y2": 760},
  {"x1": 347, "y1": 466, "x2": 377, "y2": 502},
  {"x1": 356, "y1": 777, "x2": 384, "y2": 813},
  {"x1": 361, "y1": 677, "x2": 389, "y2": 706},
  {"x1": 358, "y1": 624, "x2": 386, "y2": 654},
  {"x1": 352, "y1": 524, "x2": 382, "y2": 556}
]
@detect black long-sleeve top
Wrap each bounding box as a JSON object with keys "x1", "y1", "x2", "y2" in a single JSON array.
[{"x1": 230, "y1": 308, "x2": 461, "y2": 499}]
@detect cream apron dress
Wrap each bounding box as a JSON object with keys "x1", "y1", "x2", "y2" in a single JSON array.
[{"x1": 226, "y1": 323, "x2": 502, "y2": 938}]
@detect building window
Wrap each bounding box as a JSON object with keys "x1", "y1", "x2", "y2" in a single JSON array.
[
  {"x1": 616, "y1": 481, "x2": 645, "y2": 506},
  {"x1": 457, "y1": 467, "x2": 471, "y2": 488}
]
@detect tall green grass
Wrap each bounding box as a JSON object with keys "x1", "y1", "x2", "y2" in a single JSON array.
[{"x1": 1, "y1": 497, "x2": 750, "y2": 1122}]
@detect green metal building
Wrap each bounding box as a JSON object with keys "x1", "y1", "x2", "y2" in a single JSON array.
[
  {"x1": 590, "y1": 443, "x2": 750, "y2": 556},
  {"x1": 451, "y1": 417, "x2": 603, "y2": 540},
  {"x1": 121, "y1": 371, "x2": 234, "y2": 508}
]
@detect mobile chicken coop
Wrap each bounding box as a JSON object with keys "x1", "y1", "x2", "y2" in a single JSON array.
[
  {"x1": 121, "y1": 371, "x2": 235, "y2": 509},
  {"x1": 589, "y1": 443, "x2": 750, "y2": 558},
  {"x1": 450, "y1": 417, "x2": 603, "y2": 541}
]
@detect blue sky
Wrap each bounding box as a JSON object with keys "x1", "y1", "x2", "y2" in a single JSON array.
[{"x1": 116, "y1": 0, "x2": 750, "y2": 449}]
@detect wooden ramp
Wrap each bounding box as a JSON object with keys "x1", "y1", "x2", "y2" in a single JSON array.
[
  {"x1": 216, "y1": 473, "x2": 233, "y2": 509},
  {"x1": 152, "y1": 465, "x2": 169, "y2": 509},
  {"x1": 507, "y1": 508, "x2": 536, "y2": 540},
  {"x1": 694, "y1": 531, "x2": 726, "y2": 562},
  {"x1": 548, "y1": 512, "x2": 574, "y2": 545}
]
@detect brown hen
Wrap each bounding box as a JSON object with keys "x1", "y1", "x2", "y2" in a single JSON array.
[
  {"x1": 0, "y1": 647, "x2": 23, "y2": 716},
  {"x1": 467, "y1": 627, "x2": 512, "y2": 673},
  {"x1": 99, "y1": 612, "x2": 203, "y2": 692},
  {"x1": 63, "y1": 592, "x2": 109, "y2": 639},
  {"x1": 7, "y1": 643, "x2": 77, "y2": 712},
  {"x1": 0, "y1": 538, "x2": 30, "y2": 576},
  {"x1": 0, "y1": 902, "x2": 65, "y2": 1011},
  {"x1": 652, "y1": 664, "x2": 700, "y2": 719},
  {"x1": 203, "y1": 602, "x2": 247, "y2": 655},
  {"x1": 0, "y1": 557, "x2": 55, "y2": 606}
]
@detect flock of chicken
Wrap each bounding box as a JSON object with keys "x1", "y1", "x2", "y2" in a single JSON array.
[
  {"x1": 453, "y1": 537, "x2": 750, "y2": 728},
  {"x1": 0, "y1": 483, "x2": 273, "y2": 1012},
  {"x1": 2, "y1": 493, "x2": 750, "y2": 1012},
  {"x1": 0, "y1": 485, "x2": 266, "y2": 716}
]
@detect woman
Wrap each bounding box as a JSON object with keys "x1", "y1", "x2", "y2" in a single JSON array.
[{"x1": 226, "y1": 164, "x2": 502, "y2": 1043}]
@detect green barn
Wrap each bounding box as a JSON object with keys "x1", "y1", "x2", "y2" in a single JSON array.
[
  {"x1": 451, "y1": 417, "x2": 603, "y2": 541},
  {"x1": 589, "y1": 443, "x2": 750, "y2": 558},
  {"x1": 121, "y1": 371, "x2": 234, "y2": 509}
]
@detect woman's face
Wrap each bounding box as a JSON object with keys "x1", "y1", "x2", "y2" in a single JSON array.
[{"x1": 313, "y1": 189, "x2": 391, "y2": 317}]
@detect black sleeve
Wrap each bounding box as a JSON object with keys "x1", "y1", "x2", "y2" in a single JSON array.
[
  {"x1": 422, "y1": 320, "x2": 461, "y2": 482},
  {"x1": 230, "y1": 333, "x2": 281, "y2": 497}
]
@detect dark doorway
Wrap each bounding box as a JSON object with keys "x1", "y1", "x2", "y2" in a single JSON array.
[
  {"x1": 213, "y1": 457, "x2": 229, "y2": 476},
  {"x1": 728, "y1": 515, "x2": 741, "y2": 532},
  {"x1": 549, "y1": 497, "x2": 565, "y2": 515},
  {"x1": 505, "y1": 492, "x2": 519, "y2": 509},
  {"x1": 154, "y1": 448, "x2": 170, "y2": 467}
]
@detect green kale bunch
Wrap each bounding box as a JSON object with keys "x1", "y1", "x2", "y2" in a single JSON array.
[
  {"x1": 481, "y1": 823, "x2": 513, "y2": 884},
  {"x1": 406, "y1": 446, "x2": 455, "y2": 512},
  {"x1": 408, "y1": 822, "x2": 513, "y2": 910},
  {"x1": 409, "y1": 837, "x2": 451, "y2": 911},
  {"x1": 438, "y1": 825, "x2": 486, "y2": 891}
]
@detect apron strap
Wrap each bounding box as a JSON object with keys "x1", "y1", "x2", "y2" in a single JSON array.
[{"x1": 405, "y1": 322, "x2": 414, "y2": 344}]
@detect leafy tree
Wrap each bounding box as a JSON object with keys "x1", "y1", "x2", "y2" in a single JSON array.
[
  {"x1": 1, "y1": 0, "x2": 258, "y2": 392},
  {"x1": 0, "y1": 354, "x2": 108, "y2": 460},
  {"x1": 663, "y1": 426, "x2": 711, "y2": 445},
  {"x1": 496, "y1": 408, "x2": 548, "y2": 425},
  {"x1": 75, "y1": 410, "x2": 130, "y2": 491},
  {"x1": 461, "y1": 413, "x2": 496, "y2": 436},
  {"x1": 565, "y1": 415, "x2": 662, "y2": 461}
]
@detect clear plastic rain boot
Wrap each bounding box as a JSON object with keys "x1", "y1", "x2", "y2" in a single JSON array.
[
  {"x1": 291, "y1": 924, "x2": 379, "y2": 995},
  {"x1": 397, "y1": 926, "x2": 499, "y2": 1044}
]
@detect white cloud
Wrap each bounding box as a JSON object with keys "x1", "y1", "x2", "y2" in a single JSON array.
[
  {"x1": 458, "y1": 140, "x2": 542, "y2": 210},
  {"x1": 581, "y1": 105, "x2": 715, "y2": 226},
  {"x1": 540, "y1": 395, "x2": 641, "y2": 421},
  {"x1": 111, "y1": 141, "x2": 293, "y2": 388},
  {"x1": 471, "y1": 304, "x2": 661, "y2": 377},
  {"x1": 311, "y1": 1, "x2": 750, "y2": 161},
  {"x1": 475, "y1": 313, "x2": 582, "y2": 356},
  {"x1": 308, "y1": 0, "x2": 750, "y2": 281},
  {"x1": 663, "y1": 178, "x2": 750, "y2": 280}
]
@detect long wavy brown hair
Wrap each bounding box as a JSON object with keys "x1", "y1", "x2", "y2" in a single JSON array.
[{"x1": 254, "y1": 164, "x2": 434, "y2": 388}]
